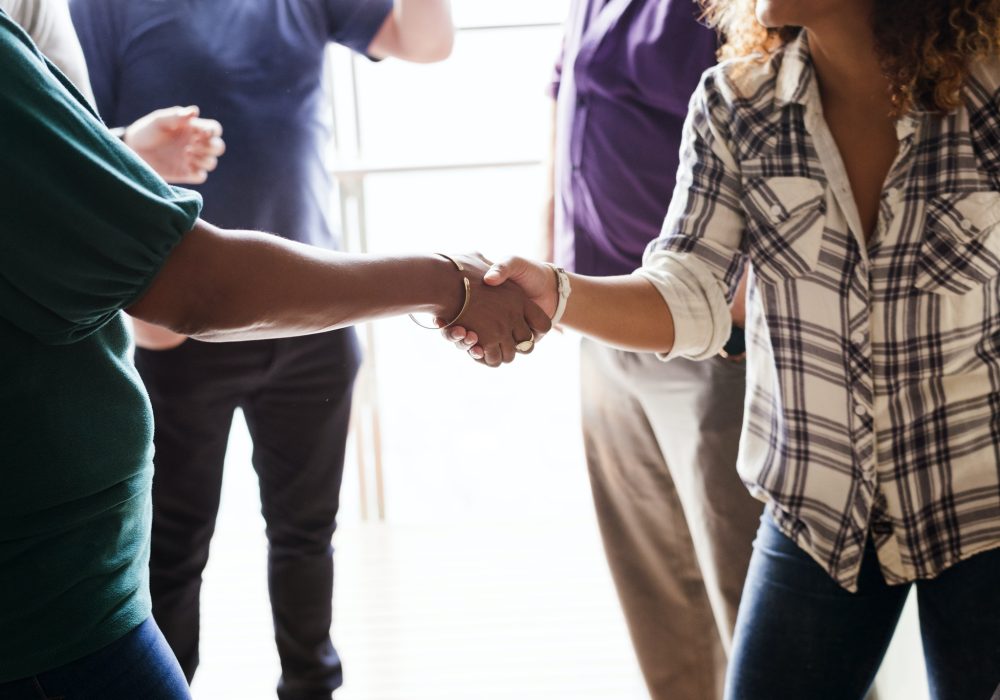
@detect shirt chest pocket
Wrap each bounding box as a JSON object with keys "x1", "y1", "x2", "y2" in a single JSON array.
[
  {"x1": 742, "y1": 177, "x2": 827, "y2": 285},
  {"x1": 915, "y1": 191, "x2": 1000, "y2": 295}
]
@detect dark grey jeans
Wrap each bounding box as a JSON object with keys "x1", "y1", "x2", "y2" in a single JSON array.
[
  {"x1": 580, "y1": 339, "x2": 761, "y2": 700},
  {"x1": 135, "y1": 329, "x2": 360, "y2": 700}
]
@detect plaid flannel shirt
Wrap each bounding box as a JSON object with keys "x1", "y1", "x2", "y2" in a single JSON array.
[{"x1": 636, "y1": 32, "x2": 1000, "y2": 591}]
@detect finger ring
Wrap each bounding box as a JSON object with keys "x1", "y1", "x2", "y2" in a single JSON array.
[{"x1": 515, "y1": 338, "x2": 534, "y2": 353}]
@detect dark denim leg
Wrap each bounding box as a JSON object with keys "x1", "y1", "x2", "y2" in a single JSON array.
[
  {"x1": 725, "y1": 514, "x2": 909, "y2": 700},
  {"x1": 242, "y1": 330, "x2": 360, "y2": 700},
  {"x1": 137, "y1": 340, "x2": 265, "y2": 681},
  {"x1": 0, "y1": 618, "x2": 191, "y2": 700},
  {"x1": 915, "y1": 545, "x2": 1000, "y2": 700}
]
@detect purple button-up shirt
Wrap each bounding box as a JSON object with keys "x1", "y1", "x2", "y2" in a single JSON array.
[{"x1": 552, "y1": 0, "x2": 718, "y2": 276}]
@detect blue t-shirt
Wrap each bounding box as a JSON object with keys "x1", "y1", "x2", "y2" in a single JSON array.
[{"x1": 70, "y1": 0, "x2": 392, "y2": 248}]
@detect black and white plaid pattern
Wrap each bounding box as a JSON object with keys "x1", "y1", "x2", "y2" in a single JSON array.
[{"x1": 637, "y1": 33, "x2": 1000, "y2": 591}]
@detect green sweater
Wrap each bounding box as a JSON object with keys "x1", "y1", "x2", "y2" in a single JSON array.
[{"x1": 0, "y1": 11, "x2": 202, "y2": 680}]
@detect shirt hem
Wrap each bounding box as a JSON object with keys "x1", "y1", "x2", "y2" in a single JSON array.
[{"x1": 762, "y1": 499, "x2": 1000, "y2": 593}]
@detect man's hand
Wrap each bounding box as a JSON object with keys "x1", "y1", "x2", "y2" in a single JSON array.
[
  {"x1": 443, "y1": 256, "x2": 558, "y2": 362},
  {"x1": 124, "y1": 106, "x2": 225, "y2": 184}
]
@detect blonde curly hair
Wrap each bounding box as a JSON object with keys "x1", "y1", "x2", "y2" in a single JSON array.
[{"x1": 699, "y1": 0, "x2": 1000, "y2": 115}]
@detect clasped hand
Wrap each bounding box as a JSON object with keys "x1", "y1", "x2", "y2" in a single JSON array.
[
  {"x1": 123, "y1": 106, "x2": 226, "y2": 185},
  {"x1": 438, "y1": 254, "x2": 557, "y2": 367}
]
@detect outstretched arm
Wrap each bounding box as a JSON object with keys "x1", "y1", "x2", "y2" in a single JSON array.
[
  {"x1": 450, "y1": 74, "x2": 750, "y2": 364},
  {"x1": 128, "y1": 220, "x2": 550, "y2": 364},
  {"x1": 446, "y1": 259, "x2": 677, "y2": 357}
]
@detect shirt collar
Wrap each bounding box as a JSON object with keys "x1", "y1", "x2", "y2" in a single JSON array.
[
  {"x1": 774, "y1": 30, "x2": 814, "y2": 109},
  {"x1": 773, "y1": 30, "x2": 924, "y2": 139}
]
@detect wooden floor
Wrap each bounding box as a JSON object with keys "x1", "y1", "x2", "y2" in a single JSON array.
[
  {"x1": 190, "y1": 470, "x2": 928, "y2": 700},
  {"x1": 192, "y1": 509, "x2": 648, "y2": 699},
  {"x1": 184, "y1": 328, "x2": 929, "y2": 700}
]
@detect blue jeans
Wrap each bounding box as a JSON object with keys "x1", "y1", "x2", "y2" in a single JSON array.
[
  {"x1": 0, "y1": 617, "x2": 190, "y2": 700},
  {"x1": 727, "y1": 514, "x2": 1000, "y2": 700}
]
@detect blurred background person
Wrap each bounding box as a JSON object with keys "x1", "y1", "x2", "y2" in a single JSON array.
[
  {"x1": 543, "y1": 1, "x2": 759, "y2": 696},
  {"x1": 2, "y1": 0, "x2": 224, "y2": 185},
  {"x1": 70, "y1": 1, "x2": 454, "y2": 699}
]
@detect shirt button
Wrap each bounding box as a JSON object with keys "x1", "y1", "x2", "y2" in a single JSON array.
[
  {"x1": 769, "y1": 204, "x2": 783, "y2": 218},
  {"x1": 851, "y1": 330, "x2": 866, "y2": 346},
  {"x1": 853, "y1": 403, "x2": 868, "y2": 418},
  {"x1": 961, "y1": 218, "x2": 974, "y2": 232}
]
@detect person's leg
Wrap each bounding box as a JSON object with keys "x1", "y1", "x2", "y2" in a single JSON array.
[
  {"x1": 915, "y1": 544, "x2": 1000, "y2": 700},
  {"x1": 580, "y1": 339, "x2": 736, "y2": 699},
  {"x1": 2, "y1": 618, "x2": 191, "y2": 700},
  {"x1": 633, "y1": 352, "x2": 760, "y2": 652},
  {"x1": 137, "y1": 340, "x2": 259, "y2": 681},
  {"x1": 726, "y1": 514, "x2": 909, "y2": 700},
  {"x1": 242, "y1": 329, "x2": 360, "y2": 700}
]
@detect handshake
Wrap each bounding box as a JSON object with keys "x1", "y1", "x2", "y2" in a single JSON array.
[{"x1": 424, "y1": 253, "x2": 569, "y2": 368}]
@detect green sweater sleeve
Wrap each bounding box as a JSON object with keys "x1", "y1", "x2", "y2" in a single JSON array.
[{"x1": 0, "y1": 11, "x2": 202, "y2": 345}]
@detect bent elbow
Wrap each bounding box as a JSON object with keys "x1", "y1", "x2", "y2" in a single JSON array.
[
  {"x1": 403, "y1": 26, "x2": 455, "y2": 63},
  {"x1": 425, "y1": 31, "x2": 455, "y2": 62}
]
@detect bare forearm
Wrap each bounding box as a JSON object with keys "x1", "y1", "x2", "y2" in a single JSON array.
[
  {"x1": 370, "y1": 0, "x2": 454, "y2": 62},
  {"x1": 128, "y1": 220, "x2": 461, "y2": 342},
  {"x1": 542, "y1": 98, "x2": 557, "y2": 261},
  {"x1": 561, "y1": 274, "x2": 676, "y2": 353}
]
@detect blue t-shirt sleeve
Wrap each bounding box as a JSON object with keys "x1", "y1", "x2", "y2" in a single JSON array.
[
  {"x1": 0, "y1": 15, "x2": 202, "y2": 345},
  {"x1": 68, "y1": 0, "x2": 121, "y2": 121},
  {"x1": 322, "y1": 0, "x2": 393, "y2": 55}
]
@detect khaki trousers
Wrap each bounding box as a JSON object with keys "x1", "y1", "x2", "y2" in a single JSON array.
[{"x1": 580, "y1": 339, "x2": 761, "y2": 700}]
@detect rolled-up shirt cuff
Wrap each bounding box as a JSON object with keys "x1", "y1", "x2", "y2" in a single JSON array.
[{"x1": 633, "y1": 250, "x2": 732, "y2": 361}]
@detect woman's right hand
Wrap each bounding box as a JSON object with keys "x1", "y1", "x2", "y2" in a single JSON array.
[
  {"x1": 443, "y1": 256, "x2": 558, "y2": 361},
  {"x1": 483, "y1": 257, "x2": 558, "y2": 318}
]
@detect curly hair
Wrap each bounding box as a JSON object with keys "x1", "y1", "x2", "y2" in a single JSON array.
[{"x1": 699, "y1": 0, "x2": 1000, "y2": 115}]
